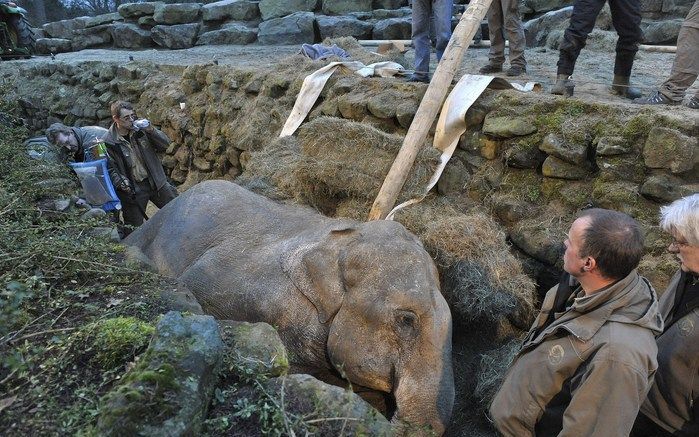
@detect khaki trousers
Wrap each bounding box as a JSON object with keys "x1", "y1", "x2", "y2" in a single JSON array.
[
  {"x1": 486, "y1": 0, "x2": 527, "y2": 67},
  {"x1": 660, "y1": 0, "x2": 699, "y2": 101}
]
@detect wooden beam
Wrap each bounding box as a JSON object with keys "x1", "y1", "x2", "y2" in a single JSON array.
[
  {"x1": 358, "y1": 40, "x2": 677, "y2": 53},
  {"x1": 367, "y1": 0, "x2": 494, "y2": 221}
]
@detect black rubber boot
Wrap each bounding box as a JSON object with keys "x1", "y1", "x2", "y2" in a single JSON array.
[
  {"x1": 551, "y1": 74, "x2": 574, "y2": 96},
  {"x1": 611, "y1": 75, "x2": 642, "y2": 99}
]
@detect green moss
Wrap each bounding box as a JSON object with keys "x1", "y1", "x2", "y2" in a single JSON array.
[{"x1": 90, "y1": 317, "x2": 155, "y2": 368}]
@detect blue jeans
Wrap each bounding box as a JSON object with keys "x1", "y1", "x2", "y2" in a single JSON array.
[{"x1": 412, "y1": 0, "x2": 454, "y2": 79}]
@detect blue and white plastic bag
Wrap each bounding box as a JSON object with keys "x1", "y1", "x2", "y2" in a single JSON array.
[{"x1": 69, "y1": 159, "x2": 121, "y2": 211}]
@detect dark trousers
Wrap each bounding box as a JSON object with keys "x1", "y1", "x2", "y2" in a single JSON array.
[
  {"x1": 120, "y1": 179, "x2": 177, "y2": 234},
  {"x1": 630, "y1": 413, "x2": 674, "y2": 437},
  {"x1": 557, "y1": 0, "x2": 642, "y2": 76}
]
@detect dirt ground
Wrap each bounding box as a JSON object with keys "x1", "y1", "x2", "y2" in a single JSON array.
[{"x1": 12, "y1": 41, "x2": 699, "y2": 108}]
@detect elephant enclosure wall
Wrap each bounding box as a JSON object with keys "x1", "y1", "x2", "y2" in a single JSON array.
[{"x1": 2, "y1": 45, "x2": 698, "y2": 435}]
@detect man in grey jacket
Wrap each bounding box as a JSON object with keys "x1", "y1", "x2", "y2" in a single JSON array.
[
  {"x1": 45, "y1": 123, "x2": 110, "y2": 162},
  {"x1": 105, "y1": 100, "x2": 177, "y2": 234},
  {"x1": 632, "y1": 194, "x2": 699, "y2": 437},
  {"x1": 490, "y1": 208, "x2": 663, "y2": 436}
]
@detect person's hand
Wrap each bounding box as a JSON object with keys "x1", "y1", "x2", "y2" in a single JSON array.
[{"x1": 118, "y1": 179, "x2": 133, "y2": 195}]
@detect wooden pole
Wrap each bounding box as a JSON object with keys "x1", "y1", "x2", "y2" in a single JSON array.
[
  {"x1": 358, "y1": 41, "x2": 677, "y2": 53},
  {"x1": 367, "y1": 0, "x2": 494, "y2": 221}
]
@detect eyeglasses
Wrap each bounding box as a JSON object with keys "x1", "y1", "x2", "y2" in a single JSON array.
[
  {"x1": 120, "y1": 113, "x2": 137, "y2": 121},
  {"x1": 669, "y1": 238, "x2": 690, "y2": 249}
]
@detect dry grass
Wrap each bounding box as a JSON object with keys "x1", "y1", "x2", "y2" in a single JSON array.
[
  {"x1": 295, "y1": 116, "x2": 440, "y2": 205},
  {"x1": 392, "y1": 198, "x2": 537, "y2": 327}
]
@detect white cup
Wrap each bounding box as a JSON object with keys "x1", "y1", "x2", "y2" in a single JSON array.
[{"x1": 180, "y1": 102, "x2": 186, "y2": 110}]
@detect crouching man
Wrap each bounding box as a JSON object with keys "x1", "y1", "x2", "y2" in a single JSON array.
[
  {"x1": 105, "y1": 100, "x2": 177, "y2": 236},
  {"x1": 45, "y1": 122, "x2": 110, "y2": 162},
  {"x1": 490, "y1": 208, "x2": 663, "y2": 436},
  {"x1": 632, "y1": 194, "x2": 699, "y2": 437}
]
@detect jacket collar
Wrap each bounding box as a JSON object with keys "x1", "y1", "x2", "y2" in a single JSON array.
[{"x1": 525, "y1": 270, "x2": 662, "y2": 347}]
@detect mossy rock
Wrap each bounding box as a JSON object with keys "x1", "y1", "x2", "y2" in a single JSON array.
[
  {"x1": 90, "y1": 317, "x2": 155, "y2": 369},
  {"x1": 541, "y1": 156, "x2": 589, "y2": 180},
  {"x1": 219, "y1": 320, "x2": 289, "y2": 379},
  {"x1": 591, "y1": 180, "x2": 658, "y2": 223},
  {"x1": 96, "y1": 312, "x2": 224, "y2": 437},
  {"x1": 482, "y1": 115, "x2": 537, "y2": 138},
  {"x1": 643, "y1": 126, "x2": 698, "y2": 174}
]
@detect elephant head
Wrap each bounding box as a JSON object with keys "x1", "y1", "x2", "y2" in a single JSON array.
[{"x1": 283, "y1": 220, "x2": 454, "y2": 435}]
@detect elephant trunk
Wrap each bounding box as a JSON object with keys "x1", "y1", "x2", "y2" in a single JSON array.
[{"x1": 392, "y1": 354, "x2": 454, "y2": 435}]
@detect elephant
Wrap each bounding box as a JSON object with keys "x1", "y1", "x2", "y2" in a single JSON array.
[{"x1": 125, "y1": 180, "x2": 454, "y2": 435}]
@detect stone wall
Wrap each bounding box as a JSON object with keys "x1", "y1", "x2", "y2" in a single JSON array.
[
  {"x1": 7, "y1": 57, "x2": 698, "y2": 293},
  {"x1": 33, "y1": 0, "x2": 694, "y2": 55}
]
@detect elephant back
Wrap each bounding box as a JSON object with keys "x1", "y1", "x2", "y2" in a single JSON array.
[{"x1": 125, "y1": 180, "x2": 329, "y2": 276}]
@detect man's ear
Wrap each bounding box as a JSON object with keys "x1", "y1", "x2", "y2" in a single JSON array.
[
  {"x1": 281, "y1": 227, "x2": 357, "y2": 323},
  {"x1": 585, "y1": 257, "x2": 597, "y2": 272}
]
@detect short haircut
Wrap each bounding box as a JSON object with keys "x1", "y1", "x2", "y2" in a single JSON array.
[
  {"x1": 45, "y1": 123, "x2": 72, "y2": 145},
  {"x1": 577, "y1": 208, "x2": 644, "y2": 280},
  {"x1": 110, "y1": 100, "x2": 133, "y2": 118},
  {"x1": 660, "y1": 194, "x2": 699, "y2": 246}
]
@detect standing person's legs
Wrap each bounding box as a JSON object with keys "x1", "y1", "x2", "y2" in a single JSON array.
[
  {"x1": 412, "y1": 0, "x2": 432, "y2": 81},
  {"x1": 608, "y1": 0, "x2": 643, "y2": 97},
  {"x1": 659, "y1": 0, "x2": 699, "y2": 102},
  {"x1": 557, "y1": 0, "x2": 606, "y2": 75},
  {"x1": 432, "y1": 0, "x2": 453, "y2": 61},
  {"x1": 503, "y1": 0, "x2": 527, "y2": 70},
  {"x1": 484, "y1": 0, "x2": 506, "y2": 69},
  {"x1": 120, "y1": 180, "x2": 150, "y2": 236},
  {"x1": 150, "y1": 183, "x2": 178, "y2": 209}
]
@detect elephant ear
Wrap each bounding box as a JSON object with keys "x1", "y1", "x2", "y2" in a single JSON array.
[{"x1": 281, "y1": 227, "x2": 356, "y2": 323}]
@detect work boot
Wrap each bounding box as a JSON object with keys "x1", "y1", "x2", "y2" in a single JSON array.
[
  {"x1": 551, "y1": 74, "x2": 574, "y2": 96},
  {"x1": 506, "y1": 65, "x2": 526, "y2": 77},
  {"x1": 479, "y1": 63, "x2": 503, "y2": 74},
  {"x1": 610, "y1": 75, "x2": 642, "y2": 99},
  {"x1": 686, "y1": 96, "x2": 699, "y2": 109},
  {"x1": 633, "y1": 90, "x2": 680, "y2": 106},
  {"x1": 407, "y1": 74, "x2": 429, "y2": 84}
]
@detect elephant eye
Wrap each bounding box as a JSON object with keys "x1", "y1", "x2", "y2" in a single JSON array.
[{"x1": 395, "y1": 310, "x2": 418, "y2": 338}]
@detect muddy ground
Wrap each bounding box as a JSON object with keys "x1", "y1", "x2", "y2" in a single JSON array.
[{"x1": 9, "y1": 41, "x2": 698, "y2": 109}]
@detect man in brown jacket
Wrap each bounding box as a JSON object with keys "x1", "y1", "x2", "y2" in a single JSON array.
[
  {"x1": 106, "y1": 100, "x2": 177, "y2": 235},
  {"x1": 632, "y1": 194, "x2": 699, "y2": 437},
  {"x1": 490, "y1": 208, "x2": 663, "y2": 436}
]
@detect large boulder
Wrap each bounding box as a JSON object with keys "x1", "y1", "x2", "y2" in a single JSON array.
[
  {"x1": 643, "y1": 126, "x2": 698, "y2": 174},
  {"x1": 152, "y1": 23, "x2": 201, "y2": 49},
  {"x1": 83, "y1": 12, "x2": 121, "y2": 28},
  {"x1": 641, "y1": 0, "x2": 664, "y2": 13},
  {"x1": 316, "y1": 15, "x2": 374, "y2": 39},
  {"x1": 258, "y1": 11, "x2": 317, "y2": 45},
  {"x1": 202, "y1": 0, "x2": 260, "y2": 21},
  {"x1": 196, "y1": 23, "x2": 257, "y2": 45},
  {"x1": 71, "y1": 24, "x2": 113, "y2": 51},
  {"x1": 662, "y1": 0, "x2": 694, "y2": 16},
  {"x1": 118, "y1": 2, "x2": 164, "y2": 18},
  {"x1": 641, "y1": 19, "x2": 683, "y2": 44},
  {"x1": 322, "y1": 0, "x2": 373, "y2": 15},
  {"x1": 220, "y1": 321, "x2": 289, "y2": 377},
  {"x1": 524, "y1": 6, "x2": 573, "y2": 47},
  {"x1": 111, "y1": 23, "x2": 154, "y2": 48},
  {"x1": 42, "y1": 17, "x2": 87, "y2": 39},
  {"x1": 35, "y1": 38, "x2": 72, "y2": 54},
  {"x1": 372, "y1": 17, "x2": 412, "y2": 39},
  {"x1": 258, "y1": 0, "x2": 318, "y2": 21},
  {"x1": 227, "y1": 374, "x2": 392, "y2": 434},
  {"x1": 96, "y1": 312, "x2": 224, "y2": 436},
  {"x1": 153, "y1": 3, "x2": 202, "y2": 25}
]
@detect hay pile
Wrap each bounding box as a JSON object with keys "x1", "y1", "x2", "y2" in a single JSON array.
[
  {"x1": 391, "y1": 198, "x2": 537, "y2": 329},
  {"x1": 293, "y1": 116, "x2": 440, "y2": 209}
]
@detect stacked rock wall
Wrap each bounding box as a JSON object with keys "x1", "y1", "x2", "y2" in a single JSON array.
[{"x1": 34, "y1": 0, "x2": 695, "y2": 55}]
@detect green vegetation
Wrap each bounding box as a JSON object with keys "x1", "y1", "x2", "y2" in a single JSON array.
[{"x1": 0, "y1": 84, "x2": 166, "y2": 435}]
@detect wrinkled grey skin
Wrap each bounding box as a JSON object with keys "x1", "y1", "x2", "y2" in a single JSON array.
[{"x1": 125, "y1": 180, "x2": 454, "y2": 435}]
